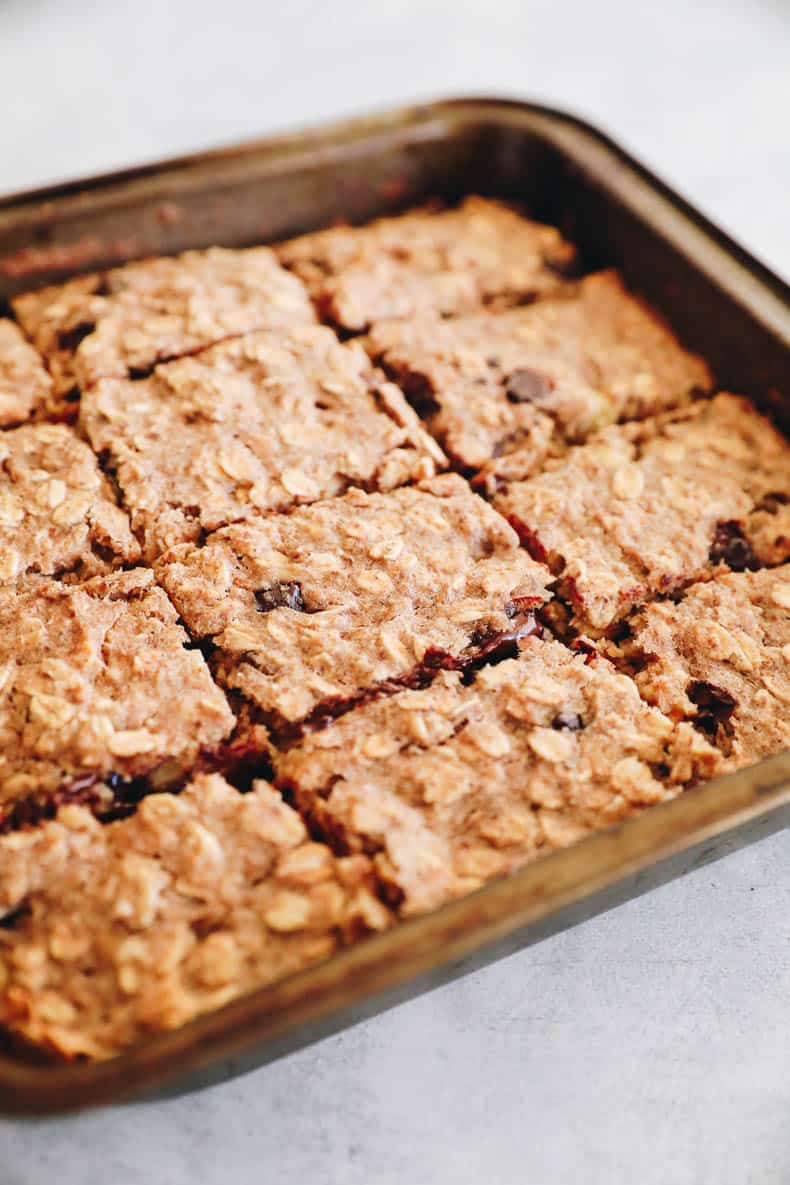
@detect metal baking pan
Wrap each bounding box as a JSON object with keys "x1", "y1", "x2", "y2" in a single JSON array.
[{"x1": 0, "y1": 97, "x2": 788, "y2": 1115}]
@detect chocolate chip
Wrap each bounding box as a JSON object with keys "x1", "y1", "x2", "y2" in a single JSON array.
[
  {"x1": 688, "y1": 680, "x2": 737, "y2": 736},
  {"x1": 56, "y1": 321, "x2": 95, "y2": 353},
  {"x1": 506, "y1": 368, "x2": 553, "y2": 405},
  {"x1": 552, "y1": 710, "x2": 584, "y2": 731},
  {"x1": 0, "y1": 773, "x2": 110, "y2": 836},
  {"x1": 255, "y1": 581, "x2": 306, "y2": 613},
  {"x1": 709, "y1": 520, "x2": 758, "y2": 572}
]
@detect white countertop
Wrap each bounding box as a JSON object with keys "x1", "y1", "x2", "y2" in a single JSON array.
[{"x1": 1, "y1": 2, "x2": 789, "y2": 1182}]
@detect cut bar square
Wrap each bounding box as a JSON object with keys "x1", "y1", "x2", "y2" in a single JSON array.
[
  {"x1": 80, "y1": 326, "x2": 445, "y2": 560},
  {"x1": 275, "y1": 636, "x2": 718, "y2": 917},
  {"x1": 157, "y1": 474, "x2": 553, "y2": 727},
  {"x1": 0, "y1": 569, "x2": 235, "y2": 815},
  {"x1": 367, "y1": 271, "x2": 712, "y2": 483},
  {"x1": 0, "y1": 423, "x2": 140, "y2": 583},
  {"x1": 623, "y1": 565, "x2": 790, "y2": 771},
  {"x1": 276, "y1": 197, "x2": 577, "y2": 331},
  {"x1": 12, "y1": 247, "x2": 315, "y2": 413},
  {"x1": 495, "y1": 394, "x2": 790, "y2": 633},
  {"x1": 0, "y1": 774, "x2": 390, "y2": 1059}
]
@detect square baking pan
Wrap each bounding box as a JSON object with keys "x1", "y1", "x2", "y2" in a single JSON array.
[{"x1": 0, "y1": 97, "x2": 788, "y2": 1115}]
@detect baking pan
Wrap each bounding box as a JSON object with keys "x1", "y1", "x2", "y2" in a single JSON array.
[{"x1": 0, "y1": 97, "x2": 787, "y2": 1115}]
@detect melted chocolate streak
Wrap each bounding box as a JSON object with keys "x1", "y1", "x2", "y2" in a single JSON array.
[
  {"x1": 0, "y1": 616, "x2": 543, "y2": 836},
  {"x1": 263, "y1": 612, "x2": 544, "y2": 748},
  {"x1": 0, "y1": 719, "x2": 280, "y2": 834},
  {"x1": 0, "y1": 773, "x2": 144, "y2": 836}
]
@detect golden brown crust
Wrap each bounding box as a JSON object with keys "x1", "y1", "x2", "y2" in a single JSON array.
[
  {"x1": 367, "y1": 271, "x2": 711, "y2": 482},
  {"x1": 0, "y1": 319, "x2": 54, "y2": 427},
  {"x1": 275, "y1": 637, "x2": 718, "y2": 916},
  {"x1": 277, "y1": 197, "x2": 576, "y2": 330},
  {"x1": 0, "y1": 774, "x2": 391, "y2": 1059},
  {"x1": 0, "y1": 570, "x2": 235, "y2": 810},
  {"x1": 81, "y1": 327, "x2": 445, "y2": 560},
  {"x1": 0, "y1": 423, "x2": 140, "y2": 583},
  {"x1": 157, "y1": 474, "x2": 553, "y2": 726},
  {"x1": 495, "y1": 394, "x2": 790, "y2": 632}
]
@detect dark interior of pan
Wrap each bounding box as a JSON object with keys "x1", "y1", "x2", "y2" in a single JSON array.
[
  {"x1": 1, "y1": 99, "x2": 787, "y2": 425},
  {"x1": 0, "y1": 98, "x2": 788, "y2": 1114}
]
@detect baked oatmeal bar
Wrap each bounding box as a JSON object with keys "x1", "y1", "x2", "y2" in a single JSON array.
[
  {"x1": 0, "y1": 570, "x2": 235, "y2": 815},
  {"x1": 367, "y1": 270, "x2": 712, "y2": 483},
  {"x1": 0, "y1": 319, "x2": 54, "y2": 427},
  {"x1": 496, "y1": 394, "x2": 790, "y2": 633},
  {"x1": 158, "y1": 474, "x2": 552, "y2": 727},
  {"x1": 12, "y1": 247, "x2": 315, "y2": 410},
  {"x1": 275, "y1": 636, "x2": 718, "y2": 916},
  {"x1": 0, "y1": 423, "x2": 139, "y2": 583},
  {"x1": 81, "y1": 326, "x2": 445, "y2": 560},
  {"x1": 623, "y1": 566, "x2": 790, "y2": 770},
  {"x1": 276, "y1": 197, "x2": 577, "y2": 331},
  {"x1": 0, "y1": 773, "x2": 391, "y2": 1059}
]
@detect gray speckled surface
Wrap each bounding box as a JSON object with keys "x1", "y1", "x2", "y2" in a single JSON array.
[{"x1": 1, "y1": 3, "x2": 789, "y2": 1182}]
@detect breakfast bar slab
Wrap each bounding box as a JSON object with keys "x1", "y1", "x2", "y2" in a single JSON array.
[
  {"x1": 367, "y1": 271, "x2": 711, "y2": 483},
  {"x1": 277, "y1": 197, "x2": 577, "y2": 331},
  {"x1": 0, "y1": 570, "x2": 235, "y2": 816},
  {"x1": 157, "y1": 474, "x2": 552, "y2": 728},
  {"x1": 495, "y1": 394, "x2": 790, "y2": 633},
  {"x1": 81, "y1": 326, "x2": 444, "y2": 560},
  {"x1": 275, "y1": 636, "x2": 718, "y2": 916},
  {"x1": 0, "y1": 773, "x2": 390, "y2": 1059},
  {"x1": 12, "y1": 247, "x2": 315, "y2": 411}
]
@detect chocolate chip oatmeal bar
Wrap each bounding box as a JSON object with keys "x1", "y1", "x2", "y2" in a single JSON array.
[
  {"x1": 12, "y1": 247, "x2": 315, "y2": 411},
  {"x1": 0, "y1": 191, "x2": 787, "y2": 1066},
  {"x1": 0, "y1": 423, "x2": 139, "y2": 582},
  {"x1": 496, "y1": 394, "x2": 790, "y2": 633},
  {"x1": 277, "y1": 197, "x2": 577, "y2": 331},
  {"x1": 81, "y1": 326, "x2": 444, "y2": 560},
  {"x1": 0, "y1": 570, "x2": 235, "y2": 816},
  {"x1": 275, "y1": 636, "x2": 718, "y2": 916},
  {"x1": 622, "y1": 566, "x2": 790, "y2": 770},
  {"x1": 367, "y1": 270, "x2": 712, "y2": 483},
  {"x1": 0, "y1": 319, "x2": 54, "y2": 427},
  {"x1": 157, "y1": 474, "x2": 552, "y2": 728},
  {"x1": 0, "y1": 773, "x2": 390, "y2": 1058}
]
